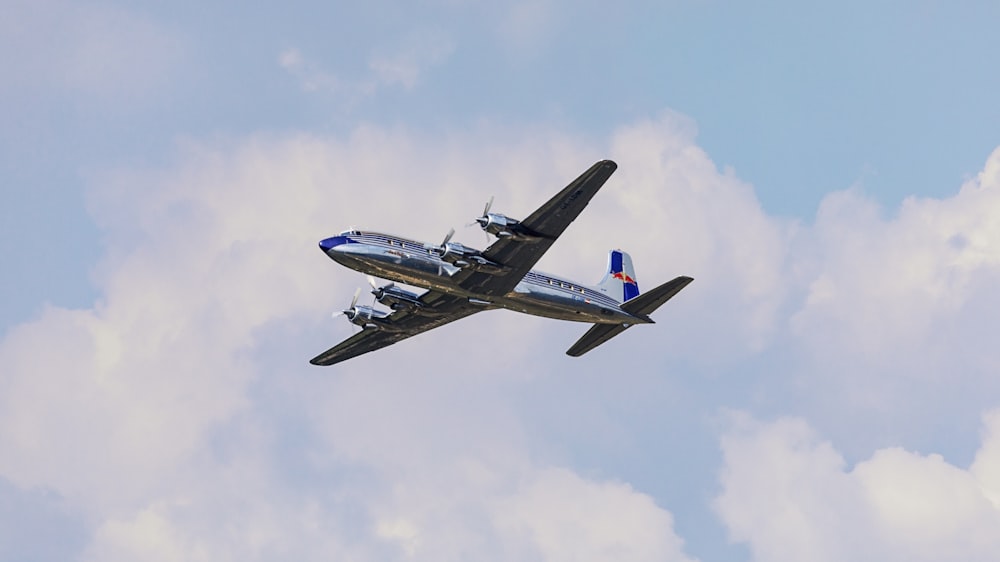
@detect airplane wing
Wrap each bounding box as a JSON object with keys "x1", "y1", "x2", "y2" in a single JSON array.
[
  {"x1": 310, "y1": 291, "x2": 481, "y2": 366},
  {"x1": 620, "y1": 276, "x2": 694, "y2": 317},
  {"x1": 454, "y1": 160, "x2": 618, "y2": 297},
  {"x1": 565, "y1": 323, "x2": 632, "y2": 357}
]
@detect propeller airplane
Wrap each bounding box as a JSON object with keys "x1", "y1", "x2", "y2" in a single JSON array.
[{"x1": 311, "y1": 160, "x2": 693, "y2": 366}]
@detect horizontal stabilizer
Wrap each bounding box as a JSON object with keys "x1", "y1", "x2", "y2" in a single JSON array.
[
  {"x1": 620, "y1": 276, "x2": 693, "y2": 318},
  {"x1": 566, "y1": 276, "x2": 693, "y2": 357},
  {"x1": 566, "y1": 323, "x2": 632, "y2": 357}
]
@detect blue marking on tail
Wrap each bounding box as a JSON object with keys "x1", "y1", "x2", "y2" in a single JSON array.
[
  {"x1": 624, "y1": 280, "x2": 639, "y2": 301},
  {"x1": 610, "y1": 250, "x2": 623, "y2": 274},
  {"x1": 609, "y1": 249, "x2": 640, "y2": 301}
]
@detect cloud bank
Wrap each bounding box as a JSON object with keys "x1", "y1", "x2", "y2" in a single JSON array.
[
  {"x1": 716, "y1": 411, "x2": 1000, "y2": 562},
  {"x1": 1, "y1": 114, "x2": 998, "y2": 560},
  {"x1": 0, "y1": 123, "x2": 699, "y2": 561}
]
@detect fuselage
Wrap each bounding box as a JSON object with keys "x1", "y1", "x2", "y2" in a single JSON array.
[{"x1": 319, "y1": 230, "x2": 646, "y2": 325}]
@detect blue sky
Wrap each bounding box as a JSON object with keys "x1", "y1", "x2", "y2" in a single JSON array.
[{"x1": 3, "y1": 1, "x2": 1000, "y2": 560}]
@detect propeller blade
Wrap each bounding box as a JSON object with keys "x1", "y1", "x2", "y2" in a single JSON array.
[
  {"x1": 368, "y1": 275, "x2": 394, "y2": 294},
  {"x1": 350, "y1": 287, "x2": 361, "y2": 309},
  {"x1": 442, "y1": 227, "x2": 455, "y2": 246},
  {"x1": 472, "y1": 196, "x2": 495, "y2": 228}
]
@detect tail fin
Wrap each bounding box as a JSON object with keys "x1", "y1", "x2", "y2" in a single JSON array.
[{"x1": 595, "y1": 249, "x2": 640, "y2": 303}]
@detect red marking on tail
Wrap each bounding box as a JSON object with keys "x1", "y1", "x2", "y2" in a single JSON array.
[{"x1": 612, "y1": 271, "x2": 637, "y2": 285}]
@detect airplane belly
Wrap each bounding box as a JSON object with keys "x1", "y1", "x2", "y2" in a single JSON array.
[
  {"x1": 501, "y1": 283, "x2": 624, "y2": 323},
  {"x1": 329, "y1": 243, "x2": 634, "y2": 324}
]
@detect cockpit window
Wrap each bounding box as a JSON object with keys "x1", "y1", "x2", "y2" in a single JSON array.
[{"x1": 338, "y1": 229, "x2": 362, "y2": 237}]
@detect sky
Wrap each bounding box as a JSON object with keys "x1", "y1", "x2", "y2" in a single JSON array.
[{"x1": 2, "y1": 1, "x2": 999, "y2": 560}]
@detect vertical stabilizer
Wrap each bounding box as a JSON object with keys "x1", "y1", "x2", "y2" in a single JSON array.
[{"x1": 595, "y1": 249, "x2": 640, "y2": 303}]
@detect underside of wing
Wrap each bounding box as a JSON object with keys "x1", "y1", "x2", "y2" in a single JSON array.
[
  {"x1": 310, "y1": 329, "x2": 403, "y2": 366},
  {"x1": 566, "y1": 323, "x2": 631, "y2": 357},
  {"x1": 310, "y1": 291, "x2": 480, "y2": 366},
  {"x1": 454, "y1": 160, "x2": 618, "y2": 297}
]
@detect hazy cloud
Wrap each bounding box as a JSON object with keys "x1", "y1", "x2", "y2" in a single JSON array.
[
  {"x1": 369, "y1": 30, "x2": 455, "y2": 90},
  {"x1": 0, "y1": 0, "x2": 184, "y2": 102},
  {"x1": 280, "y1": 29, "x2": 454, "y2": 104}
]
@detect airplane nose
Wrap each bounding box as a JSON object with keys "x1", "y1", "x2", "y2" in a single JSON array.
[
  {"x1": 319, "y1": 237, "x2": 338, "y2": 252},
  {"x1": 319, "y1": 235, "x2": 352, "y2": 253}
]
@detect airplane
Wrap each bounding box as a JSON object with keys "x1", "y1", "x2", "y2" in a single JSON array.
[{"x1": 310, "y1": 159, "x2": 693, "y2": 366}]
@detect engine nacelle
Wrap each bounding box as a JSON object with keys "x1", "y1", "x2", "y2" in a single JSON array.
[
  {"x1": 478, "y1": 212, "x2": 514, "y2": 236},
  {"x1": 343, "y1": 305, "x2": 388, "y2": 329},
  {"x1": 372, "y1": 285, "x2": 422, "y2": 310},
  {"x1": 424, "y1": 231, "x2": 504, "y2": 272},
  {"x1": 438, "y1": 241, "x2": 480, "y2": 264},
  {"x1": 476, "y1": 212, "x2": 540, "y2": 241}
]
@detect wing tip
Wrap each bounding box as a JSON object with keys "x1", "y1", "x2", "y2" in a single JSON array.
[
  {"x1": 566, "y1": 323, "x2": 631, "y2": 357},
  {"x1": 595, "y1": 160, "x2": 617, "y2": 176},
  {"x1": 309, "y1": 352, "x2": 341, "y2": 366}
]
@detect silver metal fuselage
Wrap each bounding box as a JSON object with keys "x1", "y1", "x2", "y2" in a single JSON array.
[{"x1": 322, "y1": 231, "x2": 645, "y2": 325}]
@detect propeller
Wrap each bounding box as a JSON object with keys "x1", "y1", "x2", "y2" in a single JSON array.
[
  {"x1": 368, "y1": 275, "x2": 394, "y2": 301},
  {"x1": 426, "y1": 228, "x2": 454, "y2": 268},
  {"x1": 423, "y1": 227, "x2": 466, "y2": 275},
  {"x1": 441, "y1": 227, "x2": 455, "y2": 247},
  {"x1": 340, "y1": 287, "x2": 363, "y2": 321},
  {"x1": 466, "y1": 196, "x2": 495, "y2": 245},
  {"x1": 472, "y1": 196, "x2": 494, "y2": 228}
]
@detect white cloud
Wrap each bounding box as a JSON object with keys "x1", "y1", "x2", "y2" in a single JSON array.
[
  {"x1": 793, "y1": 149, "x2": 1000, "y2": 355},
  {"x1": 0, "y1": 125, "x2": 697, "y2": 560},
  {"x1": 2, "y1": 110, "x2": 1000, "y2": 560},
  {"x1": 782, "y1": 147, "x2": 1000, "y2": 427},
  {"x1": 493, "y1": 467, "x2": 696, "y2": 562},
  {"x1": 604, "y1": 112, "x2": 793, "y2": 354},
  {"x1": 715, "y1": 410, "x2": 1000, "y2": 562}
]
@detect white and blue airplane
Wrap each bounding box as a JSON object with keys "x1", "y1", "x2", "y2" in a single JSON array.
[{"x1": 311, "y1": 160, "x2": 693, "y2": 366}]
